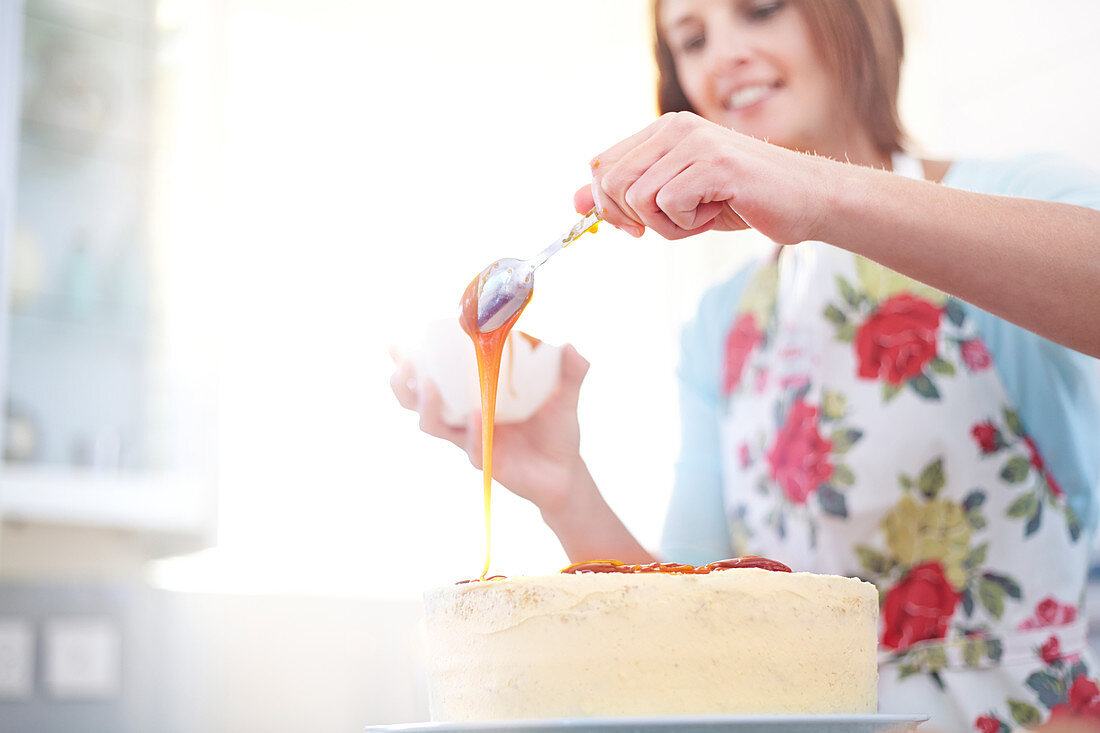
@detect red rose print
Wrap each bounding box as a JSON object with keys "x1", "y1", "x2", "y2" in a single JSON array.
[
  {"x1": 960, "y1": 339, "x2": 993, "y2": 371},
  {"x1": 1050, "y1": 674, "x2": 1100, "y2": 721},
  {"x1": 779, "y1": 374, "x2": 810, "y2": 390},
  {"x1": 881, "y1": 561, "x2": 960, "y2": 651},
  {"x1": 1037, "y1": 597, "x2": 1062, "y2": 625},
  {"x1": 1069, "y1": 676, "x2": 1100, "y2": 710},
  {"x1": 854, "y1": 293, "x2": 943, "y2": 385},
  {"x1": 1022, "y1": 436, "x2": 1066, "y2": 499},
  {"x1": 724, "y1": 313, "x2": 762, "y2": 395},
  {"x1": 1041, "y1": 635, "x2": 1063, "y2": 664},
  {"x1": 971, "y1": 422, "x2": 1000, "y2": 454},
  {"x1": 1024, "y1": 436, "x2": 1046, "y2": 470},
  {"x1": 1019, "y1": 596, "x2": 1078, "y2": 630},
  {"x1": 1048, "y1": 473, "x2": 1065, "y2": 500},
  {"x1": 973, "y1": 715, "x2": 1000, "y2": 733},
  {"x1": 738, "y1": 442, "x2": 752, "y2": 469},
  {"x1": 765, "y1": 398, "x2": 833, "y2": 504},
  {"x1": 754, "y1": 367, "x2": 769, "y2": 394}
]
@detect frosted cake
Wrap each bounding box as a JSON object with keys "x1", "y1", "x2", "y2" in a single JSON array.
[{"x1": 423, "y1": 557, "x2": 879, "y2": 721}]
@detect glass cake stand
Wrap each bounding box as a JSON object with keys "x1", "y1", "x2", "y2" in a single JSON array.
[{"x1": 367, "y1": 714, "x2": 929, "y2": 733}]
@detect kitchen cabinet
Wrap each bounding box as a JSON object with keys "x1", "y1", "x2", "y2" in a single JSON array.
[{"x1": 0, "y1": 0, "x2": 218, "y2": 558}]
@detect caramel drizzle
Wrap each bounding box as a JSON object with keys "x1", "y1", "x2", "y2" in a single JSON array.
[
  {"x1": 561, "y1": 556, "x2": 792, "y2": 575},
  {"x1": 455, "y1": 556, "x2": 792, "y2": 584},
  {"x1": 458, "y1": 273, "x2": 532, "y2": 579},
  {"x1": 456, "y1": 575, "x2": 507, "y2": 585},
  {"x1": 453, "y1": 220, "x2": 598, "y2": 581},
  {"x1": 518, "y1": 331, "x2": 542, "y2": 349}
]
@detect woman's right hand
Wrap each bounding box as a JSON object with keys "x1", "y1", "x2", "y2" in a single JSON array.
[
  {"x1": 576, "y1": 111, "x2": 831, "y2": 245},
  {"x1": 390, "y1": 344, "x2": 591, "y2": 517}
]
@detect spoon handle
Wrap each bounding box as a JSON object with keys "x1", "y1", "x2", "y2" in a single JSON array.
[{"x1": 529, "y1": 208, "x2": 602, "y2": 270}]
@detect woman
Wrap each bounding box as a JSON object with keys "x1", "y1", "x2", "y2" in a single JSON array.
[{"x1": 393, "y1": 0, "x2": 1100, "y2": 729}]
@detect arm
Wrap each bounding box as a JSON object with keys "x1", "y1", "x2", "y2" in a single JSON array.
[
  {"x1": 391, "y1": 344, "x2": 654, "y2": 564},
  {"x1": 824, "y1": 164, "x2": 1100, "y2": 357},
  {"x1": 539, "y1": 461, "x2": 656, "y2": 565},
  {"x1": 545, "y1": 273, "x2": 748, "y2": 567},
  {"x1": 582, "y1": 112, "x2": 1100, "y2": 357}
]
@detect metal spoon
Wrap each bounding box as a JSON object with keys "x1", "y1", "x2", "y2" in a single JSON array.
[{"x1": 473, "y1": 208, "x2": 601, "y2": 333}]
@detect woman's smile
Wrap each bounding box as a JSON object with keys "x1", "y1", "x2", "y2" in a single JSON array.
[
  {"x1": 660, "y1": 0, "x2": 844, "y2": 156},
  {"x1": 722, "y1": 80, "x2": 783, "y2": 113}
]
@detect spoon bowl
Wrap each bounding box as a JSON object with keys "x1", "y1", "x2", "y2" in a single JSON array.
[
  {"x1": 476, "y1": 258, "x2": 536, "y2": 333},
  {"x1": 471, "y1": 209, "x2": 601, "y2": 333}
]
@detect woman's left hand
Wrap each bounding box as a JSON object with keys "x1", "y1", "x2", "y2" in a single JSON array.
[{"x1": 575, "y1": 111, "x2": 833, "y2": 244}]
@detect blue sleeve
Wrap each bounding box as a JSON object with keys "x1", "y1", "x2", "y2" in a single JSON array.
[
  {"x1": 993, "y1": 152, "x2": 1100, "y2": 210},
  {"x1": 963, "y1": 306, "x2": 1100, "y2": 535},
  {"x1": 950, "y1": 153, "x2": 1100, "y2": 536},
  {"x1": 659, "y1": 264, "x2": 757, "y2": 565}
]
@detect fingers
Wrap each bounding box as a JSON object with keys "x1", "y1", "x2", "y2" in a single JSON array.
[
  {"x1": 392, "y1": 358, "x2": 466, "y2": 443},
  {"x1": 561, "y1": 343, "x2": 590, "y2": 384},
  {"x1": 589, "y1": 112, "x2": 735, "y2": 241},
  {"x1": 591, "y1": 114, "x2": 671, "y2": 172},
  {"x1": 391, "y1": 351, "x2": 476, "y2": 460},
  {"x1": 593, "y1": 127, "x2": 679, "y2": 237},
  {"x1": 464, "y1": 410, "x2": 483, "y2": 470},
  {"x1": 625, "y1": 153, "x2": 721, "y2": 239},
  {"x1": 557, "y1": 344, "x2": 590, "y2": 410},
  {"x1": 589, "y1": 116, "x2": 679, "y2": 237},
  {"x1": 653, "y1": 160, "x2": 720, "y2": 230},
  {"x1": 392, "y1": 357, "x2": 477, "y2": 468},
  {"x1": 573, "y1": 185, "x2": 594, "y2": 214},
  {"x1": 390, "y1": 358, "x2": 419, "y2": 410},
  {"x1": 591, "y1": 172, "x2": 646, "y2": 238},
  {"x1": 653, "y1": 159, "x2": 747, "y2": 233},
  {"x1": 416, "y1": 379, "x2": 466, "y2": 444},
  {"x1": 714, "y1": 203, "x2": 750, "y2": 232},
  {"x1": 576, "y1": 183, "x2": 648, "y2": 237}
]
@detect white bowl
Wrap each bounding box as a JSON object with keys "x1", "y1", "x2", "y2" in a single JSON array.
[{"x1": 410, "y1": 318, "x2": 562, "y2": 427}]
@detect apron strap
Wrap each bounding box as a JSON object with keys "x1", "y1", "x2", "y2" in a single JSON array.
[{"x1": 891, "y1": 150, "x2": 925, "y2": 181}]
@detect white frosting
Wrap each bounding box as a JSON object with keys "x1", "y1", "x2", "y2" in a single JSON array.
[{"x1": 424, "y1": 568, "x2": 879, "y2": 721}]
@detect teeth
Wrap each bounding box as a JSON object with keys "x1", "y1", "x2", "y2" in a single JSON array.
[{"x1": 728, "y1": 85, "x2": 771, "y2": 110}]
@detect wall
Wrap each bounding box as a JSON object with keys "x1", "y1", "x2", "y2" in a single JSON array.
[
  {"x1": 163, "y1": 593, "x2": 428, "y2": 731},
  {"x1": 0, "y1": 586, "x2": 428, "y2": 732}
]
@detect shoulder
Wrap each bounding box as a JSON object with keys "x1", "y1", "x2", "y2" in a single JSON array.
[
  {"x1": 944, "y1": 152, "x2": 1100, "y2": 209},
  {"x1": 683, "y1": 259, "x2": 767, "y2": 350},
  {"x1": 695, "y1": 261, "x2": 760, "y2": 320},
  {"x1": 678, "y1": 257, "x2": 769, "y2": 389}
]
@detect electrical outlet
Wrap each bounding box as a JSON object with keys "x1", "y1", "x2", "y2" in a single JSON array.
[
  {"x1": 44, "y1": 617, "x2": 120, "y2": 700},
  {"x1": 0, "y1": 617, "x2": 34, "y2": 700}
]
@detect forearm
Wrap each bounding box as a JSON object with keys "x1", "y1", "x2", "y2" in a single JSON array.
[
  {"x1": 823, "y1": 164, "x2": 1100, "y2": 357},
  {"x1": 540, "y1": 460, "x2": 657, "y2": 565}
]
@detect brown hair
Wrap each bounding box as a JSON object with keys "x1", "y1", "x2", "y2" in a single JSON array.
[{"x1": 653, "y1": 0, "x2": 906, "y2": 155}]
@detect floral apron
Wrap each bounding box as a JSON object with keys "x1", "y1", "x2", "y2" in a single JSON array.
[{"x1": 718, "y1": 153, "x2": 1097, "y2": 731}]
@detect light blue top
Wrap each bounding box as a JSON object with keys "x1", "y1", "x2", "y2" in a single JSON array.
[{"x1": 662, "y1": 153, "x2": 1100, "y2": 566}]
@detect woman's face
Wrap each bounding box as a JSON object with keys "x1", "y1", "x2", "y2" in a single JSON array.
[{"x1": 659, "y1": 0, "x2": 847, "y2": 154}]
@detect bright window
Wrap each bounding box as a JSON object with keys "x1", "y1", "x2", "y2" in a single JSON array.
[{"x1": 154, "y1": 0, "x2": 699, "y2": 597}]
